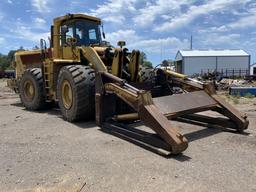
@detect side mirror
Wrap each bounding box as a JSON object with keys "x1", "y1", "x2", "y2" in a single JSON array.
[
  {"x1": 101, "y1": 24, "x2": 106, "y2": 39},
  {"x1": 61, "y1": 25, "x2": 69, "y2": 34}
]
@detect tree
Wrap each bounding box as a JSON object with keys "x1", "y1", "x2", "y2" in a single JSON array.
[
  {"x1": 0, "y1": 49, "x2": 18, "y2": 70},
  {"x1": 0, "y1": 54, "x2": 10, "y2": 69},
  {"x1": 143, "y1": 61, "x2": 153, "y2": 68},
  {"x1": 18, "y1": 46, "x2": 25, "y2": 51},
  {"x1": 7, "y1": 50, "x2": 16, "y2": 61},
  {"x1": 139, "y1": 52, "x2": 153, "y2": 68},
  {"x1": 139, "y1": 52, "x2": 147, "y2": 65},
  {"x1": 162, "y1": 60, "x2": 169, "y2": 66},
  {"x1": 33, "y1": 45, "x2": 39, "y2": 50}
]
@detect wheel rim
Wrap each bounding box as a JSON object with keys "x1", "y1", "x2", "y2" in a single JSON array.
[
  {"x1": 61, "y1": 80, "x2": 73, "y2": 109},
  {"x1": 24, "y1": 80, "x2": 35, "y2": 101}
]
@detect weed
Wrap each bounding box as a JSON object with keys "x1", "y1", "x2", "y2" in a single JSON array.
[
  {"x1": 244, "y1": 93, "x2": 255, "y2": 99},
  {"x1": 233, "y1": 97, "x2": 239, "y2": 104}
]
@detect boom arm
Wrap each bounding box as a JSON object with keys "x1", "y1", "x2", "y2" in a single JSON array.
[{"x1": 81, "y1": 47, "x2": 107, "y2": 72}]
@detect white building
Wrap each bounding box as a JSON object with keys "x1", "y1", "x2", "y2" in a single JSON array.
[
  {"x1": 250, "y1": 63, "x2": 256, "y2": 75},
  {"x1": 175, "y1": 49, "x2": 250, "y2": 76}
]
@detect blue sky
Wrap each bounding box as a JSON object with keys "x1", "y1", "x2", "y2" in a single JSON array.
[{"x1": 0, "y1": 0, "x2": 256, "y2": 65}]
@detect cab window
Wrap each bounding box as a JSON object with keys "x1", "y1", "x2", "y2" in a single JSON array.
[
  {"x1": 66, "y1": 27, "x2": 74, "y2": 40},
  {"x1": 89, "y1": 29, "x2": 97, "y2": 40},
  {"x1": 61, "y1": 20, "x2": 101, "y2": 46}
]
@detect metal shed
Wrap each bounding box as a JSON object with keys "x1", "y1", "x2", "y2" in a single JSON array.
[
  {"x1": 250, "y1": 63, "x2": 256, "y2": 75},
  {"x1": 175, "y1": 49, "x2": 250, "y2": 77}
]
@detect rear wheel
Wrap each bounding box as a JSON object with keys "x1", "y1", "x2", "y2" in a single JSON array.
[
  {"x1": 57, "y1": 65, "x2": 95, "y2": 122},
  {"x1": 19, "y1": 68, "x2": 47, "y2": 110}
]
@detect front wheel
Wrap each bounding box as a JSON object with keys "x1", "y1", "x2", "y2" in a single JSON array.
[{"x1": 57, "y1": 65, "x2": 95, "y2": 122}]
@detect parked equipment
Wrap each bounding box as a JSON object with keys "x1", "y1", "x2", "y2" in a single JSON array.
[
  {"x1": 4, "y1": 70, "x2": 15, "y2": 78},
  {"x1": 8, "y1": 14, "x2": 249, "y2": 155},
  {"x1": 0, "y1": 67, "x2": 15, "y2": 79}
]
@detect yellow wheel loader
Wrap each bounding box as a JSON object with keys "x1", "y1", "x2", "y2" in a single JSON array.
[{"x1": 8, "y1": 13, "x2": 249, "y2": 155}]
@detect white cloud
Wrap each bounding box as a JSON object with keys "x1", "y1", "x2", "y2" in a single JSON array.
[
  {"x1": 202, "y1": 6, "x2": 256, "y2": 33},
  {"x1": 15, "y1": 26, "x2": 49, "y2": 42},
  {"x1": 226, "y1": 11, "x2": 256, "y2": 29},
  {"x1": 198, "y1": 25, "x2": 229, "y2": 34},
  {"x1": 90, "y1": 0, "x2": 137, "y2": 24},
  {"x1": 155, "y1": 0, "x2": 249, "y2": 32},
  {"x1": 0, "y1": 13, "x2": 3, "y2": 21},
  {"x1": 211, "y1": 26, "x2": 229, "y2": 32},
  {"x1": 133, "y1": 37, "x2": 189, "y2": 54},
  {"x1": 33, "y1": 17, "x2": 47, "y2": 29},
  {"x1": 106, "y1": 30, "x2": 189, "y2": 55},
  {"x1": 196, "y1": 25, "x2": 242, "y2": 48},
  {"x1": 0, "y1": 37, "x2": 5, "y2": 44},
  {"x1": 7, "y1": 0, "x2": 13, "y2": 4},
  {"x1": 3, "y1": 21, "x2": 50, "y2": 44},
  {"x1": 199, "y1": 33, "x2": 241, "y2": 47},
  {"x1": 31, "y1": 0, "x2": 50, "y2": 13},
  {"x1": 34, "y1": 17, "x2": 46, "y2": 24},
  {"x1": 133, "y1": 0, "x2": 189, "y2": 28},
  {"x1": 106, "y1": 30, "x2": 140, "y2": 46}
]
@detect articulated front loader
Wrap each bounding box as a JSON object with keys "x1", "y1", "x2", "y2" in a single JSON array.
[{"x1": 8, "y1": 14, "x2": 249, "y2": 155}]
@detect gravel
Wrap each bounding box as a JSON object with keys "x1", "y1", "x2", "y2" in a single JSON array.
[{"x1": 0, "y1": 79, "x2": 255, "y2": 192}]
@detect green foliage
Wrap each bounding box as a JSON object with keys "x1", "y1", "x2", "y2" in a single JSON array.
[
  {"x1": 244, "y1": 93, "x2": 255, "y2": 99},
  {"x1": 0, "y1": 47, "x2": 23, "y2": 70},
  {"x1": 139, "y1": 51, "x2": 147, "y2": 64},
  {"x1": 225, "y1": 92, "x2": 230, "y2": 99},
  {"x1": 233, "y1": 97, "x2": 239, "y2": 104},
  {"x1": 162, "y1": 59, "x2": 175, "y2": 66},
  {"x1": 0, "y1": 54, "x2": 11, "y2": 70},
  {"x1": 230, "y1": 94, "x2": 240, "y2": 104},
  {"x1": 143, "y1": 60, "x2": 153, "y2": 68},
  {"x1": 161, "y1": 60, "x2": 169, "y2": 66},
  {"x1": 7, "y1": 50, "x2": 16, "y2": 61},
  {"x1": 234, "y1": 94, "x2": 241, "y2": 99},
  {"x1": 139, "y1": 52, "x2": 153, "y2": 68}
]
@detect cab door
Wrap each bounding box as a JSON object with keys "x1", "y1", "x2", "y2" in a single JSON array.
[{"x1": 60, "y1": 22, "x2": 80, "y2": 61}]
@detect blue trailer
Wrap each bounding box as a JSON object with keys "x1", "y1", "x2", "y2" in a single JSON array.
[{"x1": 229, "y1": 87, "x2": 256, "y2": 97}]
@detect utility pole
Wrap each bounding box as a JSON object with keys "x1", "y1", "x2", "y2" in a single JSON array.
[
  {"x1": 161, "y1": 40, "x2": 163, "y2": 62},
  {"x1": 190, "y1": 35, "x2": 193, "y2": 50}
]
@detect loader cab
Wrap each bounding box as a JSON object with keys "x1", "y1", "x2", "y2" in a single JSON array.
[
  {"x1": 61, "y1": 19, "x2": 102, "y2": 47},
  {"x1": 52, "y1": 14, "x2": 102, "y2": 59}
]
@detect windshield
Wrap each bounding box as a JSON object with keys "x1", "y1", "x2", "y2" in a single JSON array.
[{"x1": 62, "y1": 20, "x2": 102, "y2": 46}]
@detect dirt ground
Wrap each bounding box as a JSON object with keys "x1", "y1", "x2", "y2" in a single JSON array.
[{"x1": 0, "y1": 78, "x2": 255, "y2": 192}]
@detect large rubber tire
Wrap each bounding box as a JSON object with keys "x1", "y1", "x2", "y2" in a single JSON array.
[
  {"x1": 140, "y1": 66, "x2": 154, "y2": 82},
  {"x1": 57, "y1": 65, "x2": 95, "y2": 122},
  {"x1": 19, "y1": 68, "x2": 47, "y2": 110}
]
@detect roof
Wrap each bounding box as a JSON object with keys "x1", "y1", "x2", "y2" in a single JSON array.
[
  {"x1": 54, "y1": 13, "x2": 101, "y2": 24},
  {"x1": 176, "y1": 49, "x2": 249, "y2": 57}
]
